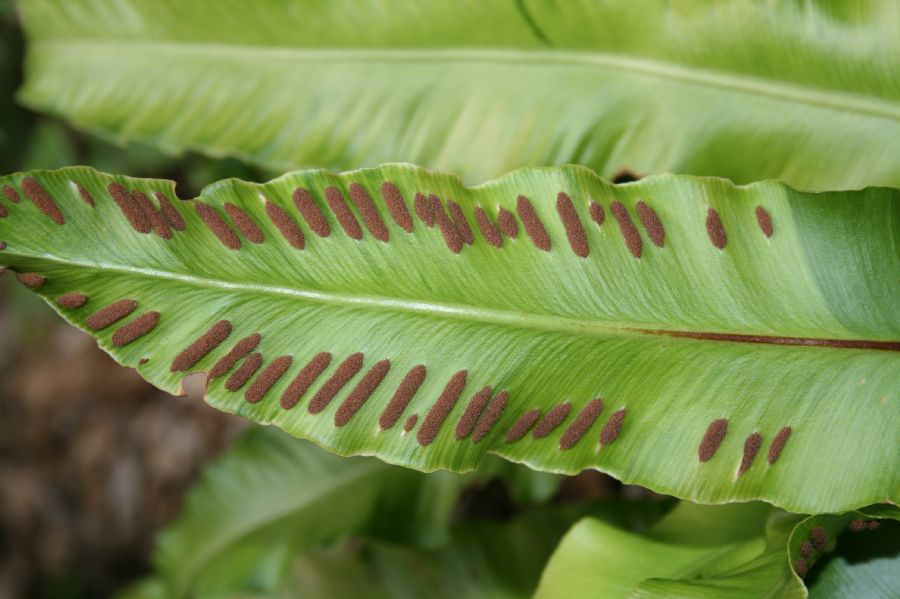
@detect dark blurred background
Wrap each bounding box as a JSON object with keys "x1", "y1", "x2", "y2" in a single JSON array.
[{"x1": 0, "y1": 3, "x2": 259, "y2": 597}]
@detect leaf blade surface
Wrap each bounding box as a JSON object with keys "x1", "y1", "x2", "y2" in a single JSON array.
[
  {"x1": 16, "y1": 0, "x2": 900, "y2": 188},
  {"x1": 0, "y1": 164, "x2": 897, "y2": 513}
]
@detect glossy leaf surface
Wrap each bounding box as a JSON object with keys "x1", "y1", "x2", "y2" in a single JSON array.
[{"x1": 0, "y1": 164, "x2": 897, "y2": 514}]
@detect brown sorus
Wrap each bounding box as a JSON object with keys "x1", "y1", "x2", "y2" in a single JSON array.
[
  {"x1": 381, "y1": 182, "x2": 413, "y2": 232},
  {"x1": 497, "y1": 207, "x2": 518, "y2": 238},
  {"x1": 324, "y1": 187, "x2": 363, "y2": 240},
  {"x1": 474, "y1": 207, "x2": 503, "y2": 248},
  {"x1": 559, "y1": 398, "x2": 603, "y2": 450},
  {"x1": 264, "y1": 200, "x2": 305, "y2": 249},
  {"x1": 379, "y1": 364, "x2": 427, "y2": 430},
  {"x1": 600, "y1": 408, "x2": 626, "y2": 446},
  {"x1": 448, "y1": 201, "x2": 474, "y2": 245},
  {"x1": 210, "y1": 333, "x2": 262, "y2": 379},
  {"x1": 111, "y1": 311, "x2": 160, "y2": 346},
  {"x1": 430, "y1": 195, "x2": 464, "y2": 254},
  {"x1": 417, "y1": 370, "x2": 468, "y2": 446},
  {"x1": 281, "y1": 352, "x2": 332, "y2": 410},
  {"x1": 738, "y1": 432, "x2": 762, "y2": 474},
  {"x1": 0, "y1": 202, "x2": 7, "y2": 218},
  {"x1": 755, "y1": 205, "x2": 773, "y2": 238},
  {"x1": 224, "y1": 203, "x2": 264, "y2": 244},
  {"x1": 636, "y1": 201, "x2": 665, "y2": 247},
  {"x1": 556, "y1": 192, "x2": 589, "y2": 257},
  {"x1": 245, "y1": 356, "x2": 293, "y2": 403},
  {"x1": 22, "y1": 177, "x2": 64, "y2": 225},
  {"x1": 56, "y1": 292, "x2": 88, "y2": 309},
  {"x1": 610, "y1": 201, "x2": 642, "y2": 258},
  {"x1": 86, "y1": 299, "x2": 137, "y2": 330},
  {"x1": 2, "y1": 185, "x2": 20, "y2": 203},
  {"x1": 171, "y1": 320, "x2": 233, "y2": 372},
  {"x1": 133, "y1": 191, "x2": 172, "y2": 239},
  {"x1": 533, "y1": 402, "x2": 572, "y2": 439},
  {"x1": 848, "y1": 520, "x2": 866, "y2": 533},
  {"x1": 414, "y1": 193, "x2": 435, "y2": 227},
  {"x1": 706, "y1": 208, "x2": 727, "y2": 249},
  {"x1": 196, "y1": 203, "x2": 241, "y2": 250},
  {"x1": 308, "y1": 352, "x2": 364, "y2": 414},
  {"x1": 16, "y1": 272, "x2": 45, "y2": 288},
  {"x1": 403, "y1": 414, "x2": 419, "y2": 433},
  {"x1": 76, "y1": 184, "x2": 95, "y2": 207},
  {"x1": 154, "y1": 192, "x2": 186, "y2": 231},
  {"x1": 698, "y1": 418, "x2": 728, "y2": 462},
  {"x1": 588, "y1": 201, "x2": 605, "y2": 226},
  {"x1": 768, "y1": 426, "x2": 792, "y2": 465},
  {"x1": 811, "y1": 526, "x2": 827, "y2": 551},
  {"x1": 109, "y1": 183, "x2": 150, "y2": 233},
  {"x1": 138, "y1": 358, "x2": 149, "y2": 365},
  {"x1": 516, "y1": 195, "x2": 551, "y2": 251},
  {"x1": 472, "y1": 390, "x2": 508, "y2": 443},
  {"x1": 225, "y1": 352, "x2": 263, "y2": 391},
  {"x1": 506, "y1": 409, "x2": 541, "y2": 443},
  {"x1": 349, "y1": 183, "x2": 389, "y2": 242},
  {"x1": 455, "y1": 386, "x2": 493, "y2": 440},
  {"x1": 799, "y1": 540, "x2": 814, "y2": 556},
  {"x1": 293, "y1": 188, "x2": 331, "y2": 237},
  {"x1": 867, "y1": 521, "x2": 880, "y2": 530},
  {"x1": 795, "y1": 559, "x2": 808, "y2": 579},
  {"x1": 335, "y1": 359, "x2": 391, "y2": 426},
  {"x1": 0, "y1": 241, "x2": 5, "y2": 250}
]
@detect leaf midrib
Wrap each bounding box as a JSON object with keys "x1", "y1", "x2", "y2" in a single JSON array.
[
  {"x1": 26, "y1": 249, "x2": 643, "y2": 339},
  {"x1": 20, "y1": 249, "x2": 898, "y2": 350},
  {"x1": 31, "y1": 40, "x2": 900, "y2": 123}
]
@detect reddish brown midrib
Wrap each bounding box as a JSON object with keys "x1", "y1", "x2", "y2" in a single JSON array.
[{"x1": 635, "y1": 328, "x2": 900, "y2": 352}]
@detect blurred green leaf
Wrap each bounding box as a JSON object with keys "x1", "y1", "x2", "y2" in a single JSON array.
[
  {"x1": 536, "y1": 504, "x2": 900, "y2": 598},
  {"x1": 152, "y1": 425, "x2": 515, "y2": 598},
  {"x1": 16, "y1": 0, "x2": 900, "y2": 189},
  {"x1": 273, "y1": 507, "x2": 593, "y2": 599}
]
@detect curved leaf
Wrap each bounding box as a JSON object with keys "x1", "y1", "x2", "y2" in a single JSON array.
[
  {"x1": 153, "y1": 425, "x2": 491, "y2": 597},
  {"x1": 16, "y1": 0, "x2": 900, "y2": 189},
  {"x1": 129, "y1": 504, "x2": 630, "y2": 599},
  {"x1": 0, "y1": 164, "x2": 897, "y2": 514},
  {"x1": 807, "y1": 517, "x2": 900, "y2": 599},
  {"x1": 536, "y1": 503, "x2": 900, "y2": 598},
  {"x1": 274, "y1": 507, "x2": 593, "y2": 599}
]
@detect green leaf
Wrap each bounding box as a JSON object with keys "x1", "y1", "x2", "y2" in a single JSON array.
[
  {"x1": 151, "y1": 425, "x2": 513, "y2": 598},
  {"x1": 0, "y1": 164, "x2": 897, "y2": 515},
  {"x1": 16, "y1": 0, "x2": 900, "y2": 189},
  {"x1": 535, "y1": 503, "x2": 900, "y2": 598},
  {"x1": 272, "y1": 507, "x2": 591, "y2": 599},
  {"x1": 807, "y1": 518, "x2": 900, "y2": 599}
]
